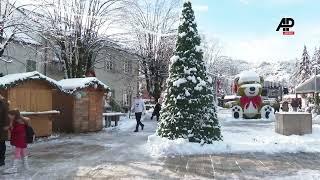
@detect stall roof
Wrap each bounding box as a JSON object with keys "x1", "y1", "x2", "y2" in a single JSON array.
[
  {"x1": 0, "y1": 71, "x2": 60, "y2": 89},
  {"x1": 57, "y1": 77, "x2": 109, "y2": 94},
  {"x1": 295, "y1": 75, "x2": 320, "y2": 94}
]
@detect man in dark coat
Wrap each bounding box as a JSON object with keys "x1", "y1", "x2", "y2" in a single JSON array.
[
  {"x1": 0, "y1": 96, "x2": 8, "y2": 166},
  {"x1": 151, "y1": 101, "x2": 161, "y2": 121}
]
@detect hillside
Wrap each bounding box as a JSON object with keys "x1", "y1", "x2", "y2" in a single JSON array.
[
  {"x1": 252, "y1": 61, "x2": 297, "y2": 86},
  {"x1": 208, "y1": 58, "x2": 297, "y2": 94}
]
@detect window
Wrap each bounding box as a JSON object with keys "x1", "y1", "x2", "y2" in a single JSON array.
[
  {"x1": 26, "y1": 60, "x2": 36, "y2": 72},
  {"x1": 110, "y1": 89, "x2": 115, "y2": 98},
  {"x1": 122, "y1": 90, "x2": 133, "y2": 107},
  {"x1": 261, "y1": 88, "x2": 268, "y2": 97},
  {"x1": 283, "y1": 87, "x2": 289, "y2": 95},
  {"x1": 48, "y1": 56, "x2": 64, "y2": 72},
  {"x1": 123, "y1": 61, "x2": 132, "y2": 74},
  {"x1": 123, "y1": 93, "x2": 129, "y2": 106},
  {"x1": 105, "y1": 60, "x2": 114, "y2": 71}
]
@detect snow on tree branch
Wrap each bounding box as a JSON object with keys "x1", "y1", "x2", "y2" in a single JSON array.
[
  {"x1": 31, "y1": 0, "x2": 124, "y2": 78},
  {"x1": 120, "y1": 0, "x2": 180, "y2": 101},
  {"x1": 0, "y1": 0, "x2": 34, "y2": 60}
]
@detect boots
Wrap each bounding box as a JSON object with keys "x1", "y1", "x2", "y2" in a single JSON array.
[
  {"x1": 4, "y1": 159, "x2": 19, "y2": 174},
  {"x1": 23, "y1": 156, "x2": 29, "y2": 170}
]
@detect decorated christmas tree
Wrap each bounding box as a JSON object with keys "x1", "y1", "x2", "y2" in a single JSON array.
[{"x1": 157, "y1": 1, "x2": 222, "y2": 144}]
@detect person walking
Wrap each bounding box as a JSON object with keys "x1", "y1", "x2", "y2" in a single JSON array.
[
  {"x1": 4, "y1": 109, "x2": 30, "y2": 173},
  {"x1": 273, "y1": 99, "x2": 280, "y2": 114},
  {"x1": 0, "y1": 96, "x2": 8, "y2": 167},
  {"x1": 131, "y1": 94, "x2": 145, "y2": 132},
  {"x1": 282, "y1": 101, "x2": 289, "y2": 112},
  {"x1": 151, "y1": 101, "x2": 161, "y2": 121},
  {"x1": 291, "y1": 98, "x2": 299, "y2": 112},
  {"x1": 298, "y1": 99, "x2": 302, "y2": 109}
]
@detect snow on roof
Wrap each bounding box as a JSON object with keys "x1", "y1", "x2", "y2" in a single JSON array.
[
  {"x1": 0, "y1": 72, "x2": 109, "y2": 94},
  {"x1": 14, "y1": 33, "x2": 41, "y2": 45},
  {"x1": 57, "y1": 77, "x2": 109, "y2": 93},
  {"x1": 295, "y1": 75, "x2": 320, "y2": 93},
  {"x1": 0, "y1": 71, "x2": 59, "y2": 89},
  {"x1": 283, "y1": 94, "x2": 302, "y2": 99},
  {"x1": 223, "y1": 95, "x2": 240, "y2": 100},
  {"x1": 237, "y1": 70, "x2": 261, "y2": 84}
]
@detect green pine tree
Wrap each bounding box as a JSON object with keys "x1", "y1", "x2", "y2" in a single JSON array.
[{"x1": 157, "y1": 1, "x2": 222, "y2": 144}]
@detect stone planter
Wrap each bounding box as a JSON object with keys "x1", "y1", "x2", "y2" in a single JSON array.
[{"x1": 275, "y1": 112, "x2": 312, "y2": 136}]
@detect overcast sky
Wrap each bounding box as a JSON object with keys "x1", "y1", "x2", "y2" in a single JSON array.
[
  {"x1": 192, "y1": 0, "x2": 320, "y2": 63},
  {"x1": 14, "y1": 0, "x2": 320, "y2": 63}
]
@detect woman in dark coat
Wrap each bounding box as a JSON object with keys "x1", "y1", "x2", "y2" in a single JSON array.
[{"x1": 151, "y1": 101, "x2": 161, "y2": 121}]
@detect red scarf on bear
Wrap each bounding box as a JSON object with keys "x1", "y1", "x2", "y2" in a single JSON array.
[{"x1": 240, "y1": 96, "x2": 262, "y2": 109}]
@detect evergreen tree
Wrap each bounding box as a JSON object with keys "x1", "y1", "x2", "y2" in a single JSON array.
[
  {"x1": 316, "y1": 47, "x2": 320, "y2": 66},
  {"x1": 298, "y1": 45, "x2": 312, "y2": 82},
  {"x1": 291, "y1": 58, "x2": 301, "y2": 86},
  {"x1": 312, "y1": 47, "x2": 318, "y2": 66},
  {"x1": 312, "y1": 47, "x2": 320, "y2": 74},
  {"x1": 157, "y1": 1, "x2": 222, "y2": 144}
]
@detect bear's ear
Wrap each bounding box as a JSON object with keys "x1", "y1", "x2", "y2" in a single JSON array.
[
  {"x1": 260, "y1": 76, "x2": 264, "y2": 84},
  {"x1": 234, "y1": 77, "x2": 240, "y2": 85}
]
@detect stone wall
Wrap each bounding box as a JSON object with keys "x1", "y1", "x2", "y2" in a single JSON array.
[{"x1": 275, "y1": 112, "x2": 312, "y2": 136}]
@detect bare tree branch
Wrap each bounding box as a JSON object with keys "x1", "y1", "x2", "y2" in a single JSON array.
[
  {"x1": 31, "y1": 0, "x2": 124, "y2": 78},
  {"x1": 120, "y1": 0, "x2": 180, "y2": 101}
]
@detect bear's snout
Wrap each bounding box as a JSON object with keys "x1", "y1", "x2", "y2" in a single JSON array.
[{"x1": 250, "y1": 87, "x2": 256, "y2": 91}]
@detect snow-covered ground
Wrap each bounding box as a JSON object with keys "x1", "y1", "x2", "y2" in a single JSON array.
[
  {"x1": 2, "y1": 109, "x2": 320, "y2": 179},
  {"x1": 271, "y1": 169, "x2": 320, "y2": 180},
  {"x1": 0, "y1": 114, "x2": 157, "y2": 179},
  {"x1": 147, "y1": 109, "x2": 320, "y2": 157}
]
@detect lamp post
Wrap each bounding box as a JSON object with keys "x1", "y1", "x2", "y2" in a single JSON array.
[
  {"x1": 280, "y1": 84, "x2": 283, "y2": 101},
  {"x1": 315, "y1": 67, "x2": 318, "y2": 96},
  {"x1": 315, "y1": 67, "x2": 318, "y2": 107}
]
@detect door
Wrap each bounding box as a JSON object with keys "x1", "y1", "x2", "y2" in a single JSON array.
[{"x1": 88, "y1": 92, "x2": 96, "y2": 131}]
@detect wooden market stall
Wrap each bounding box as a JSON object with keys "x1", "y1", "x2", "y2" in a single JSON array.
[
  {"x1": 53, "y1": 77, "x2": 109, "y2": 133},
  {"x1": 0, "y1": 71, "x2": 60, "y2": 137}
]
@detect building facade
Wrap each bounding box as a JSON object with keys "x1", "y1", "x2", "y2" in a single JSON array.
[{"x1": 0, "y1": 41, "x2": 139, "y2": 110}]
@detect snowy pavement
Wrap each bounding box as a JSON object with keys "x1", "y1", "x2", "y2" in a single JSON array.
[{"x1": 1, "y1": 110, "x2": 320, "y2": 179}]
